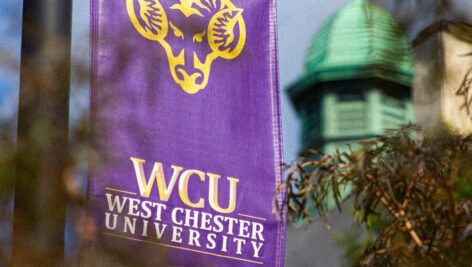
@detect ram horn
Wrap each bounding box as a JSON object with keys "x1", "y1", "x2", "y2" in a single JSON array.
[
  {"x1": 126, "y1": 0, "x2": 169, "y2": 42},
  {"x1": 207, "y1": 7, "x2": 246, "y2": 59}
]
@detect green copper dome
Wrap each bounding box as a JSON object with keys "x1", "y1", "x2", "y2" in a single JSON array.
[{"x1": 288, "y1": 0, "x2": 413, "y2": 99}]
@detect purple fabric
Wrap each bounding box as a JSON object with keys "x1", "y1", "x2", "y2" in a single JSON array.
[{"x1": 89, "y1": 0, "x2": 285, "y2": 266}]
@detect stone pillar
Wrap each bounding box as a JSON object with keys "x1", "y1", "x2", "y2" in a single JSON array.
[{"x1": 413, "y1": 20, "x2": 472, "y2": 134}]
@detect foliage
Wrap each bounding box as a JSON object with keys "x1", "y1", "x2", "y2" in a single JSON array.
[{"x1": 281, "y1": 125, "x2": 472, "y2": 266}]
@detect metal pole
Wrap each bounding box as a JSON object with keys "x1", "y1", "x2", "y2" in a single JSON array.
[{"x1": 12, "y1": 0, "x2": 72, "y2": 265}]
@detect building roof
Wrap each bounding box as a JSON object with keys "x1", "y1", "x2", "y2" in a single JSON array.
[{"x1": 288, "y1": 0, "x2": 413, "y2": 100}]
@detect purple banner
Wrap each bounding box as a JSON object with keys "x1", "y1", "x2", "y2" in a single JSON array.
[{"x1": 89, "y1": 0, "x2": 285, "y2": 266}]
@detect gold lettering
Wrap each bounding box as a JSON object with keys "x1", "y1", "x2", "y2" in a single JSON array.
[
  {"x1": 130, "y1": 157, "x2": 240, "y2": 212},
  {"x1": 130, "y1": 157, "x2": 183, "y2": 200},
  {"x1": 208, "y1": 173, "x2": 239, "y2": 214},
  {"x1": 178, "y1": 169, "x2": 205, "y2": 208}
]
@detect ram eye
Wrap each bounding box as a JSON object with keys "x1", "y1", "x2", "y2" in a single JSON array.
[
  {"x1": 169, "y1": 22, "x2": 184, "y2": 40},
  {"x1": 192, "y1": 31, "x2": 206, "y2": 43}
]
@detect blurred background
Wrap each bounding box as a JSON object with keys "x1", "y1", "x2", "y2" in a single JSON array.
[{"x1": 2, "y1": 0, "x2": 472, "y2": 266}]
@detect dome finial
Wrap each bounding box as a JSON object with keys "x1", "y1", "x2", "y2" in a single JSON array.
[{"x1": 287, "y1": 0, "x2": 413, "y2": 99}]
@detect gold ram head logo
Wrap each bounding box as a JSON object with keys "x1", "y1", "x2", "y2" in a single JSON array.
[{"x1": 127, "y1": 0, "x2": 246, "y2": 94}]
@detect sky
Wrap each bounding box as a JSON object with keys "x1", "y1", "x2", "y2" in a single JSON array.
[
  {"x1": 277, "y1": 0, "x2": 349, "y2": 159},
  {"x1": 0, "y1": 1, "x2": 22, "y2": 120},
  {"x1": 0, "y1": 0, "x2": 350, "y2": 161}
]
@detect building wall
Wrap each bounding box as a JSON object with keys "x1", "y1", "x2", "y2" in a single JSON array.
[
  {"x1": 412, "y1": 29, "x2": 444, "y2": 133},
  {"x1": 413, "y1": 22, "x2": 472, "y2": 134},
  {"x1": 442, "y1": 27, "x2": 472, "y2": 133}
]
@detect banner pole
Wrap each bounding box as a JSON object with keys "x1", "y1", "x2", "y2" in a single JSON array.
[{"x1": 12, "y1": 0, "x2": 72, "y2": 265}]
